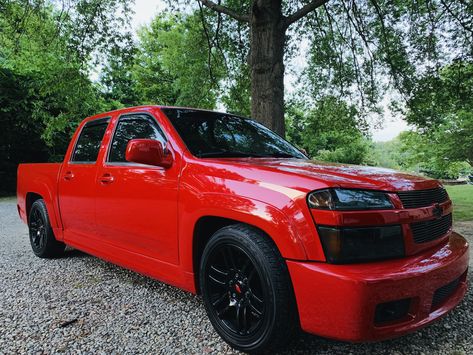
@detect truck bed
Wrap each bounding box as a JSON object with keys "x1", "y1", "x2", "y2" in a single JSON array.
[{"x1": 17, "y1": 163, "x2": 62, "y2": 232}]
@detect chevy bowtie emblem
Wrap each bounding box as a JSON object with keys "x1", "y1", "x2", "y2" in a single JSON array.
[{"x1": 432, "y1": 203, "x2": 443, "y2": 218}]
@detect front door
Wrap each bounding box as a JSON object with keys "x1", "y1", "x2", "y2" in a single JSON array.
[{"x1": 95, "y1": 113, "x2": 179, "y2": 264}]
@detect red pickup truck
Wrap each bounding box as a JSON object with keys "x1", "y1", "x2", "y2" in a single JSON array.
[{"x1": 17, "y1": 106, "x2": 469, "y2": 353}]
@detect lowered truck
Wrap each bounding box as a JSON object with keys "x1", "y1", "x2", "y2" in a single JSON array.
[{"x1": 17, "y1": 106, "x2": 469, "y2": 353}]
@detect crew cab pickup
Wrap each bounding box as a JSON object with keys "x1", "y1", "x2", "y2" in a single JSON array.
[{"x1": 17, "y1": 106, "x2": 469, "y2": 353}]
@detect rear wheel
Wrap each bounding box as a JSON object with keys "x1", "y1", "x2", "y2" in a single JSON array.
[
  {"x1": 28, "y1": 199, "x2": 65, "y2": 258},
  {"x1": 200, "y1": 224, "x2": 298, "y2": 353}
]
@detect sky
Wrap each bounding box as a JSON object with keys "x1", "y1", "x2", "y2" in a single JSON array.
[{"x1": 130, "y1": 0, "x2": 408, "y2": 142}]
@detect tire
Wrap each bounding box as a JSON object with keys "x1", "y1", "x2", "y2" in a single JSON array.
[
  {"x1": 28, "y1": 199, "x2": 65, "y2": 258},
  {"x1": 200, "y1": 224, "x2": 299, "y2": 353}
]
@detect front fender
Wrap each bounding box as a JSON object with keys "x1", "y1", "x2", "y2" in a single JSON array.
[{"x1": 178, "y1": 192, "x2": 309, "y2": 274}]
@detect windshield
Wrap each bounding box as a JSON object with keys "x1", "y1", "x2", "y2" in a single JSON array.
[{"x1": 162, "y1": 108, "x2": 307, "y2": 159}]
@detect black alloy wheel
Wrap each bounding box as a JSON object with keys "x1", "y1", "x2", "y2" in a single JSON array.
[
  {"x1": 200, "y1": 224, "x2": 298, "y2": 353},
  {"x1": 205, "y1": 243, "x2": 266, "y2": 336},
  {"x1": 29, "y1": 206, "x2": 47, "y2": 250}
]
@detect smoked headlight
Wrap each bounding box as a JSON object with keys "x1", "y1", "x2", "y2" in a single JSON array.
[
  {"x1": 307, "y1": 188, "x2": 394, "y2": 210},
  {"x1": 318, "y1": 225, "x2": 405, "y2": 264}
]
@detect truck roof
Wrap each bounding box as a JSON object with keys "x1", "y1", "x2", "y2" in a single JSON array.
[{"x1": 85, "y1": 105, "x2": 231, "y2": 122}]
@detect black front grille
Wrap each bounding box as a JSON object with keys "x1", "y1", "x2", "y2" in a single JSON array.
[
  {"x1": 410, "y1": 213, "x2": 452, "y2": 243},
  {"x1": 397, "y1": 188, "x2": 449, "y2": 209},
  {"x1": 431, "y1": 276, "x2": 461, "y2": 310}
]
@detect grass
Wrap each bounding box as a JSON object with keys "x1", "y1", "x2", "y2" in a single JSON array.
[{"x1": 446, "y1": 185, "x2": 473, "y2": 222}]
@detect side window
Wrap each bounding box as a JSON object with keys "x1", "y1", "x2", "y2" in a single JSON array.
[
  {"x1": 108, "y1": 114, "x2": 167, "y2": 163},
  {"x1": 71, "y1": 119, "x2": 109, "y2": 163}
]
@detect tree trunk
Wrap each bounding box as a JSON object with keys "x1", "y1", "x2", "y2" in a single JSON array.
[{"x1": 250, "y1": 0, "x2": 286, "y2": 136}]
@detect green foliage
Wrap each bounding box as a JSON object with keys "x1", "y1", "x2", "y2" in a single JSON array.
[
  {"x1": 102, "y1": 12, "x2": 227, "y2": 110},
  {"x1": 0, "y1": 1, "x2": 133, "y2": 195},
  {"x1": 371, "y1": 62, "x2": 473, "y2": 179},
  {"x1": 135, "y1": 13, "x2": 224, "y2": 108},
  {"x1": 369, "y1": 138, "x2": 403, "y2": 170},
  {"x1": 371, "y1": 130, "x2": 472, "y2": 180},
  {"x1": 286, "y1": 96, "x2": 370, "y2": 165},
  {"x1": 405, "y1": 62, "x2": 473, "y2": 165},
  {"x1": 303, "y1": 1, "x2": 473, "y2": 120},
  {"x1": 445, "y1": 185, "x2": 473, "y2": 222},
  {"x1": 0, "y1": 68, "x2": 49, "y2": 195}
]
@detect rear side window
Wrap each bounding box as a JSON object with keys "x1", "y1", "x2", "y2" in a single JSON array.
[
  {"x1": 71, "y1": 118, "x2": 109, "y2": 163},
  {"x1": 108, "y1": 114, "x2": 167, "y2": 163}
]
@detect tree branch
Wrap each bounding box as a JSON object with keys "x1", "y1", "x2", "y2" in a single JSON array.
[
  {"x1": 439, "y1": 0, "x2": 473, "y2": 35},
  {"x1": 199, "y1": 0, "x2": 249, "y2": 22},
  {"x1": 284, "y1": 0, "x2": 330, "y2": 28}
]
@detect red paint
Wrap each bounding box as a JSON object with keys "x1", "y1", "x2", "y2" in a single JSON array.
[
  {"x1": 16, "y1": 105, "x2": 469, "y2": 342},
  {"x1": 125, "y1": 139, "x2": 173, "y2": 168}
]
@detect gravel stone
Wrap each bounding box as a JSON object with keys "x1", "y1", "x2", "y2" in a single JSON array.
[{"x1": 0, "y1": 197, "x2": 472, "y2": 354}]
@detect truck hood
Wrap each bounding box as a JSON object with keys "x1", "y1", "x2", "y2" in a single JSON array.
[{"x1": 218, "y1": 158, "x2": 440, "y2": 192}]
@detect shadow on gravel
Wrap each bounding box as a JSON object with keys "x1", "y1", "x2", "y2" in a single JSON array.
[{"x1": 63, "y1": 248, "x2": 91, "y2": 259}]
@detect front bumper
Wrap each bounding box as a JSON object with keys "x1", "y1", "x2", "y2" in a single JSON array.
[{"x1": 287, "y1": 232, "x2": 469, "y2": 342}]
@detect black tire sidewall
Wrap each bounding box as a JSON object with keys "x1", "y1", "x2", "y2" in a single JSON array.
[{"x1": 28, "y1": 200, "x2": 63, "y2": 258}]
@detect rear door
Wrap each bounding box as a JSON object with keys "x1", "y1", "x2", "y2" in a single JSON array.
[
  {"x1": 95, "y1": 113, "x2": 180, "y2": 264},
  {"x1": 58, "y1": 117, "x2": 110, "y2": 244}
]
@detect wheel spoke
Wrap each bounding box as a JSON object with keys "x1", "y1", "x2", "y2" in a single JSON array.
[
  {"x1": 208, "y1": 263, "x2": 228, "y2": 287},
  {"x1": 235, "y1": 303, "x2": 242, "y2": 332},
  {"x1": 242, "y1": 304, "x2": 248, "y2": 333},
  {"x1": 249, "y1": 302, "x2": 263, "y2": 318},
  {"x1": 210, "y1": 265, "x2": 228, "y2": 276},
  {"x1": 212, "y1": 292, "x2": 229, "y2": 308},
  {"x1": 251, "y1": 292, "x2": 263, "y2": 305},
  {"x1": 217, "y1": 304, "x2": 230, "y2": 317},
  {"x1": 39, "y1": 229, "x2": 46, "y2": 249},
  {"x1": 208, "y1": 274, "x2": 226, "y2": 286}
]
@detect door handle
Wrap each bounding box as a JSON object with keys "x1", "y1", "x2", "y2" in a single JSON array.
[
  {"x1": 64, "y1": 171, "x2": 74, "y2": 181},
  {"x1": 99, "y1": 173, "x2": 115, "y2": 184}
]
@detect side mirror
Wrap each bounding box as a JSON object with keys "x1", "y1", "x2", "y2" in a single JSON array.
[{"x1": 125, "y1": 139, "x2": 173, "y2": 168}]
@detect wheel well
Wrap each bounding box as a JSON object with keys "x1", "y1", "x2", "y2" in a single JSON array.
[
  {"x1": 25, "y1": 192, "x2": 43, "y2": 221},
  {"x1": 193, "y1": 216, "x2": 273, "y2": 294}
]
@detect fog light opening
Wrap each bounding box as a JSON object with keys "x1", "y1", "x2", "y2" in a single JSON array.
[{"x1": 374, "y1": 298, "x2": 412, "y2": 325}]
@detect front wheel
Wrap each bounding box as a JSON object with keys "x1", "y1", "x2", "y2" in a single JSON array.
[
  {"x1": 200, "y1": 224, "x2": 298, "y2": 353},
  {"x1": 28, "y1": 199, "x2": 65, "y2": 258}
]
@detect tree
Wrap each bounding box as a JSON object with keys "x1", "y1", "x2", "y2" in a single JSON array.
[
  {"x1": 0, "y1": 0, "x2": 134, "y2": 195},
  {"x1": 396, "y1": 131, "x2": 472, "y2": 179},
  {"x1": 176, "y1": 0, "x2": 473, "y2": 138},
  {"x1": 102, "y1": 12, "x2": 226, "y2": 109},
  {"x1": 285, "y1": 96, "x2": 370, "y2": 164},
  {"x1": 404, "y1": 62, "x2": 473, "y2": 167},
  {"x1": 187, "y1": 0, "x2": 328, "y2": 135}
]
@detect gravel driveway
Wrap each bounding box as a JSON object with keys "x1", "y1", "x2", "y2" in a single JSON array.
[{"x1": 1, "y1": 197, "x2": 472, "y2": 354}]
